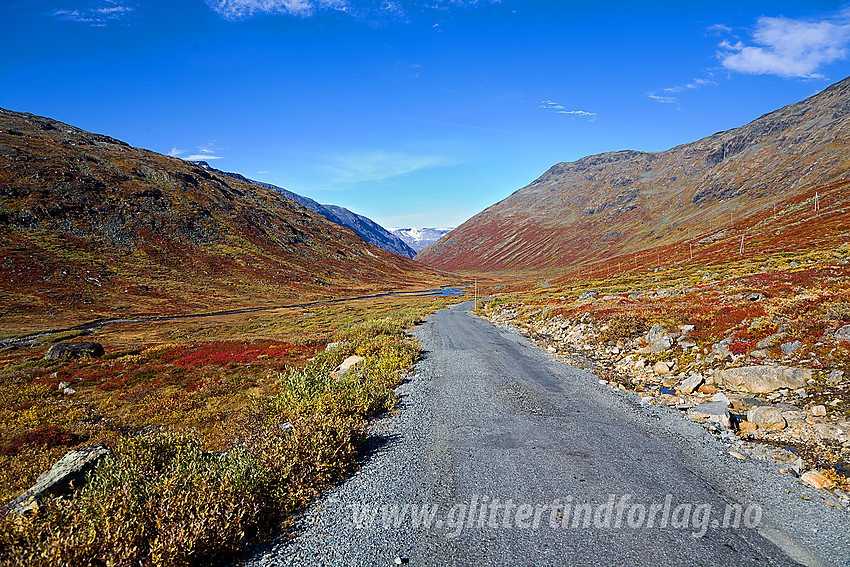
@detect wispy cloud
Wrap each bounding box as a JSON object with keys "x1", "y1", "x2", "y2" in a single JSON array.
[
  {"x1": 205, "y1": 0, "x2": 501, "y2": 22},
  {"x1": 663, "y1": 77, "x2": 717, "y2": 93},
  {"x1": 538, "y1": 100, "x2": 596, "y2": 120},
  {"x1": 717, "y1": 8, "x2": 850, "y2": 78},
  {"x1": 324, "y1": 150, "x2": 449, "y2": 185},
  {"x1": 645, "y1": 93, "x2": 677, "y2": 104},
  {"x1": 169, "y1": 141, "x2": 225, "y2": 161},
  {"x1": 50, "y1": 0, "x2": 135, "y2": 25}
]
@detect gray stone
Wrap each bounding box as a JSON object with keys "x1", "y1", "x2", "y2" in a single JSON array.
[
  {"x1": 4, "y1": 445, "x2": 111, "y2": 515},
  {"x1": 756, "y1": 333, "x2": 786, "y2": 349},
  {"x1": 687, "y1": 401, "x2": 731, "y2": 428},
  {"x1": 742, "y1": 397, "x2": 770, "y2": 408},
  {"x1": 324, "y1": 342, "x2": 343, "y2": 351},
  {"x1": 835, "y1": 324, "x2": 850, "y2": 342},
  {"x1": 811, "y1": 405, "x2": 827, "y2": 417},
  {"x1": 678, "y1": 324, "x2": 695, "y2": 334},
  {"x1": 45, "y1": 341, "x2": 104, "y2": 361},
  {"x1": 713, "y1": 337, "x2": 733, "y2": 359},
  {"x1": 62, "y1": 387, "x2": 76, "y2": 396},
  {"x1": 58, "y1": 381, "x2": 70, "y2": 390},
  {"x1": 780, "y1": 340, "x2": 804, "y2": 355},
  {"x1": 747, "y1": 406, "x2": 786, "y2": 430},
  {"x1": 714, "y1": 365, "x2": 811, "y2": 393},
  {"x1": 678, "y1": 374, "x2": 704, "y2": 394},
  {"x1": 750, "y1": 445, "x2": 798, "y2": 463},
  {"x1": 746, "y1": 293, "x2": 767, "y2": 301},
  {"x1": 649, "y1": 335, "x2": 674, "y2": 353},
  {"x1": 577, "y1": 290, "x2": 598, "y2": 301},
  {"x1": 750, "y1": 349, "x2": 769, "y2": 358},
  {"x1": 827, "y1": 370, "x2": 844, "y2": 385},
  {"x1": 646, "y1": 324, "x2": 667, "y2": 344}
]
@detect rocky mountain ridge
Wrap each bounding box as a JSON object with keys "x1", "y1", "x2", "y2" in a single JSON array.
[
  {"x1": 0, "y1": 108, "x2": 445, "y2": 329},
  {"x1": 196, "y1": 163, "x2": 416, "y2": 259},
  {"x1": 391, "y1": 227, "x2": 454, "y2": 254},
  {"x1": 419, "y1": 76, "x2": 850, "y2": 272}
]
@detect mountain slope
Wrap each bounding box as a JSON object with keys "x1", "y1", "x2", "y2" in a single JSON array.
[
  {"x1": 197, "y1": 164, "x2": 416, "y2": 258},
  {"x1": 0, "y1": 108, "x2": 446, "y2": 330},
  {"x1": 418, "y1": 77, "x2": 850, "y2": 272},
  {"x1": 392, "y1": 227, "x2": 454, "y2": 254}
]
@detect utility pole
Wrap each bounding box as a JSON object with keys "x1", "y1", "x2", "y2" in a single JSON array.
[{"x1": 474, "y1": 279, "x2": 477, "y2": 310}]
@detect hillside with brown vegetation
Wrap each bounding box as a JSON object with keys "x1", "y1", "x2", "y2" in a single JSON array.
[
  {"x1": 0, "y1": 108, "x2": 451, "y2": 333},
  {"x1": 418, "y1": 76, "x2": 850, "y2": 274}
]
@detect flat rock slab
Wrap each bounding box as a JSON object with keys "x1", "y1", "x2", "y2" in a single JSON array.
[
  {"x1": 715, "y1": 365, "x2": 810, "y2": 393},
  {"x1": 4, "y1": 444, "x2": 110, "y2": 515}
]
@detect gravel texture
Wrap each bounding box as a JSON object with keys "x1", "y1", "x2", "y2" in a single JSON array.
[{"x1": 235, "y1": 303, "x2": 850, "y2": 567}]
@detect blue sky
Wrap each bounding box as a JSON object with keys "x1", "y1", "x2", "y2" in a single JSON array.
[{"x1": 3, "y1": 1, "x2": 850, "y2": 229}]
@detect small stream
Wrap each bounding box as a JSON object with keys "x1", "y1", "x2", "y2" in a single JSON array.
[{"x1": 0, "y1": 285, "x2": 471, "y2": 349}]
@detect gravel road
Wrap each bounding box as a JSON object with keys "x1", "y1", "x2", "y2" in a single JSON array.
[{"x1": 236, "y1": 302, "x2": 850, "y2": 566}]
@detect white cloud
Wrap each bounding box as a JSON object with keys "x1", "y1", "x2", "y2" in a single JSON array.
[
  {"x1": 206, "y1": 0, "x2": 500, "y2": 22},
  {"x1": 324, "y1": 150, "x2": 449, "y2": 185},
  {"x1": 186, "y1": 154, "x2": 224, "y2": 160},
  {"x1": 168, "y1": 141, "x2": 225, "y2": 161},
  {"x1": 50, "y1": 1, "x2": 134, "y2": 25},
  {"x1": 706, "y1": 23, "x2": 732, "y2": 35},
  {"x1": 663, "y1": 77, "x2": 717, "y2": 93},
  {"x1": 718, "y1": 9, "x2": 850, "y2": 78},
  {"x1": 539, "y1": 100, "x2": 596, "y2": 119},
  {"x1": 645, "y1": 93, "x2": 677, "y2": 104}
]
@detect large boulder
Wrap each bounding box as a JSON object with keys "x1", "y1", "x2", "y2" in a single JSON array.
[
  {"x1": 4, "y1": 444, "x2": 111, "y2": 515},
  {"x1": 835, "y1": 325, "x2": 850, "y2": 342},
  {"x1": 687, "y1": 401, "x2": 731, "y2": 428},
  {"x1": 45, "y1": 341, "x2": 104, "y2": 361},
  {"x1": 714, "y1": 365, "x2": 810, "y2": 393},
  {"x1": 747, "y1": 406, "x2": 786, "y2": 430}
]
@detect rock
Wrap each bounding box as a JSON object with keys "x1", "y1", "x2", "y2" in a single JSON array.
[
  {"x1": 713, "y1": 337, "x2": 733, "y2": 359},
  {"x1": 45, "y1": 341, "x2": 104, "y2": 361},
  {"x1": 546, "y1": 346, "x2": 556, "y2": 353},
  {"x1": 780, "y1": 340, "x2": 804, "y2": 355},
  {"x1": 331, "y1": 355, "x2": 365, "y2": 379},
  {"x1": 678, "y1": 374, "x2": 704, "y2": 394},
  {"x1": 729, "y1": 451, "x2": 747, "y2": 460},
  {"x1": 714, "y1": 365, "x2": 810, "y2": 393},
  {"x1": 742, "y1": 396, "x2": 771, "y2": 409},
  {"x1": 835, "y1": 324, "x2": 850, "y2": 342},
  {"x1": 678, "y1": 324, "x2": 695, "y2": 334},
  {"x1": 578, "y1": 290, "x2": 598, "y2": 301},
  {"x1": 800, "y1": 470, "x2": 835, "y2": 490},
  {"x1": 697, "y1": 384, "x2": 716, "y2": 395},
  {"x1": 747, "y1": 406, "x2": 786, "y2": 430},
  {"x1": 58, "y1": 381, "x2": 70, "y2": 390},
  {"x1": 324, "y1": 342, "x2": 343, "y2": 351},
  {"x1": 62, "y1": 387, "x2": 76, "y2": 396},
  {"x1": 747, "y1": 293, "x2": 767, "y2": 301},
  {"x1": 827, "y1": 370, "x2": 844, "y2": 385},
  {"x1": 738, "y1": 421, "x2": 758, "y2": 433},
  {"x1": 653, "y1": 361, "x2": 671, "y2": 375},
  {"x1": 811, "y1": 405, "x2": 827, "y2": 417},
  {"x1": 756, "y1": 333, "x2": 786, "y2": 349},
  {"x1": 688, "y1": 401, "x2": 731, "y2": 428},
  {"x1": 646, "y1": 324, "x2": 667, "y2": 344},
  {"x1": 649, "y1": 335, "x2": 674, "y2": 353},
  {"x1": 711, "y1": 392, "x2": 730, "y2": 406},
  {"x1": 4, "y1": 445, "x2": 111, "y2": 515},
  {"x1": 750, "y1": 445, "x2": 798, "y2": 462}
]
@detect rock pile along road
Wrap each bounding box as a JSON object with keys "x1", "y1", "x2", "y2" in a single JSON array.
[{"x1": 241, "y1": 302, "x2": 849, "y2": 567}]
